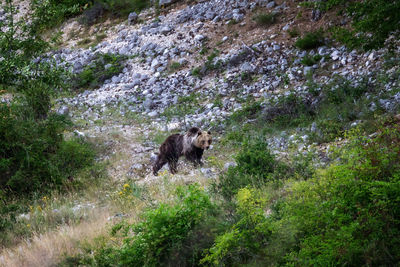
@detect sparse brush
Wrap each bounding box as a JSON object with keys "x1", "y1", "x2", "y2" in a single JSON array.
[
  {"x1": 253, "y1": 12, "x2": 278, "y2": 26},
  {"x1": 295, "y1": 30, "x2": 324, "y2": 50}
]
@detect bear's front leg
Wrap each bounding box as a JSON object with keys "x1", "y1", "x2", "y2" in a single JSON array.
[
  {"x1": 168, "y1": 158, "x2": 178, "y2": 174},
  {"x1": 153, "y1": 155, "x2": 168, "y2": 176}
]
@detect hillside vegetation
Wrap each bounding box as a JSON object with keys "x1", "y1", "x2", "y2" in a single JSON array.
[{"x1": 0, "y1": 0, "x2": 399, "y2": 266}]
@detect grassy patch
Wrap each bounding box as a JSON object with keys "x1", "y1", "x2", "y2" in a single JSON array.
[
  {"x1": 295, "y1": 30, "x2": 324, "y2": 50},
  {"x1": 253, "y1": 12, "x2": 278, "y2": 27},
  {"x1": 72, "y1": 53, "x2": 127, "y2": 90}
]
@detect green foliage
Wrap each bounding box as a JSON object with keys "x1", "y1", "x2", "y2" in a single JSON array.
[
  {"x1": 253, "y1": 12, "x2": 278, "y2": 27},
  {"x1": 161, "y1": 93, "x2": 200, "y2": 124},
  {"x1": 168, "y1": 61, "x2": 182, "y2": 73},
  {"x1": 30, "y1": 0, "x2": 88, "y2": 32},
  {"x1": 312, "y1": 0, "x2": 400, "y2": 50},
  {"x1": 79, "y1": 0, "x2": 150, "y2": 25},
  {"x1": 202, "y1": 188, "x2": 271, "y2": 265},
  {"x1": 213, "y1": 139, "x2": 288, "y2": 200},
  {"x1": 191, "y1": 67, "x2": 202, "y2": 77},
  {"x1": 73, "y1": 53, "x2": 126, "y2": 90},
  {"x1": 229, "y1": 101, "x2": 262, "y2": 124},
  {"x1": 0, "y1": 0, "x2": 50, "y2": 85},
  {"x1": 84, "y1": 185, "x2": 216, "y2": 266},
  {"x1": 288, "y1": 28, "x2": 300, "y2": 38},
  {"x1": 99, "y1": 0, "x2": 150, "y2": 17},
  {"x1": 283, "y1": 126, "x2": 400, "y2": 265},
  {"x1": 0, "y1": 0, "x2": 96, "y2": 198},
  {"x1": 300, "y1": 54, "x2": 322, "y2": 66},
  {"x1": 0, "y1": 99, "x2": 95, "y2": 195},
  {"x1": 295, "y1": 30, "x2": 324, "y2": 50}
]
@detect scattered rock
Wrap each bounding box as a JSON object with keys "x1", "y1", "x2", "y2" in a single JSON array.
[{"x1": 128, "y1": 12, "x2": 138, "y2": 25}]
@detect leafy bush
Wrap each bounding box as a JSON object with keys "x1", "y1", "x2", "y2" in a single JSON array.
[
  {"x1": 81, "y1": 185, "x2": 216, "y2": 266},
  {"x1": 0, "y1": 99, "x2": 95, "y2": 195},
  {"x1": 214, "y1": 139, "x2": 289, "y2": 199},
  {"x1": 295, "y1": 30, "x2": 324, "y2": 50},
  {"x1": 253, "y1": 12, "x2": 278, "y2": 27},
  {"x1": 283, "y1": 126, "x2": 400, "y2": 265},
  {"x1": 99, "y1": 0, "x2": 150, "y2": 17},
  {"x1": 30, "y1": 0, "x2": 88, "y2": 32},
  {"x1": 311, "y1": 0, "x2": 400, "y2": 50},
  {"x1": 73, "y1": 53, "x2": 126, "y2": 90},
  {"x1": 202, "y1": 188, "x2": 271, "y2": 265},
  {"x1": 300, "y1": 54, "x2": 322, "y2": 66}
]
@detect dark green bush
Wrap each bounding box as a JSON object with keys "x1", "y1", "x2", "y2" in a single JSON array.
[
  {"x1": 295, "y1": 31, "x2": 324, "y2": 50},
  {"x1": 99, "y1": 0, "x2": 150, "y2": 17},
  {"x1": 202, "y1": 187, "x2": 272, "y2": 265},
  {"x1": 283, "y1": 126, "x2": 400, "y2": 265},
  {"x1": 81, "y1": 185, "x2": 216, "y2": 266},
  {"x1": 253, "y1": 12, "x2": 278, "y2": 27},
  {"x1": 300, "y1": 54, "x2": 322, "y2": 66},
  {"x1": 214, "y1": 139, "x2": 289, "y2": 200},
  {"x1": 73, "y1": 53, "x2": 126, "y2": 90},
  {"x1": 31, "y1": 0, "x2": 89, "y2": 32},
  {"x1": 0, "y1": 99, "x2": 95, "y2": 195},
  {"x1": 311, "y1": 0, "x2": 400, "y2": 50}
]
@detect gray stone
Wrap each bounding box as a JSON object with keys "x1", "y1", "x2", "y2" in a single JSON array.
[
  {"x1": 194, "y1": 34, "x2": 206, "y2": 42},
  {"x1": 266, "y1": 1, "x2": 276, "y2": 8},
  {"x1": 150, "y1": 153, "x2": 158, "y2": 164},
  {"x1": 304, "y1": 66, "x2": 313, "y2": 76},
  {"x1": 148, "y1": 111, "x2": 158, "y2": 117},
  {"x1": 151, "y1": 58, "x2": 161, "y2": 68},
  {"x1": 282, "y1": 24, "x2": 290, "y2": 31},
  {"x1": 57, "y1": 105, "x2": 69, "y2": 116},
  {"x1": 232, "y1": 12, "x2": 244, "y2": 22},
  {"x1": 143, "y1": 99, "x2": 154, "y2": 111},
  {"x1": 200, "y1": 168, "x2": 213, "y2": 177},
  {"x1": 128, "y1": 12, "x2": 138, "y2": 25},
  {"x1": 160, "y1": 25, "x2": 173, "y2": 35},
  {"x1": 331, "y1": 50, "x2": 340, "y2": 61},
  {"x1": 240, "y1": 62, "x2": 256, "y2": 73},
  {"x1": 112, "y1": 76, "x2": 121, "y2": 83},
  {"x1": 224, "y1": 162, "x2": 236, "y2": 171}
]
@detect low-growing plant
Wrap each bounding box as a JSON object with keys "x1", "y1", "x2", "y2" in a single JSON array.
[
  {"x1": 300, "y1": 54, "x2": 322, "y2": 66},
  {"x1": 79, "y1": 185, "x2": 217, "y2": 266},
  {"x1": 295, "y1": 30, "x2": 324, "y2": 50},
  {"x1": 310, "y1": 0, "x2": 400, "y2": 50},
  {"x1": 253, "y1": 12, "x2": 278, "y2": 27},
  {"x1": 73, "y1": 53, "x2": 126, "y2": 90},
  {"x1": 283, "y1": 125, "x2": 400, "y2": 265},
  {"x1": 213, "y1": 139, "x2": 289, "y2": 199},
  {"x1": 288, "y1": 28, "x2": 300, "y2": 38},
  {"x1": 202, "y1": 187, "x2": 271, "y2": 265}
]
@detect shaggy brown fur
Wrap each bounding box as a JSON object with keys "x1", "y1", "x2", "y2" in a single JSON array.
[{"x1": 152, "y1": 127, "x2": 212, "y2": 175}]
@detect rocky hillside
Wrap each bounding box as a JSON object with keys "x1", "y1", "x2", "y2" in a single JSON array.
[{"x1": 1, "y1": 0, "x2": 400, "y2": 266}]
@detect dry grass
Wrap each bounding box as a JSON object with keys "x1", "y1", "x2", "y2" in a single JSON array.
[{"x1": 0, "y1": 209, "x2": 110, "y2": 267}]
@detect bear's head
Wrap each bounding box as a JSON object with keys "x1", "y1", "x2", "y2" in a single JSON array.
[{"x1": 193, "y1": 131, "x2": 212, "y2": 150}]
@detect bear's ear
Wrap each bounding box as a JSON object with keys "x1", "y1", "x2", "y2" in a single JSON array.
[
  {"x1": 197, "y1": 131, "x2": 202, "y2": 136},
  {"x1": 207, "y1": 131, "x2": 211, "y2": 135}
]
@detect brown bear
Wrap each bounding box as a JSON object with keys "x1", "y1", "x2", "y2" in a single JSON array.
[{"x1": 152, "y1": 127, "x2": 212, "y2": 175}]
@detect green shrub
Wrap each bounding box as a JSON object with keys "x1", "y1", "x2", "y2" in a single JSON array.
[
  {"x1": 98, "y1": 0, "x2": 150, "y2": 17},
  {"x1": 283, "y1": 126, "x2": 400, "y2": 265},
  {"x1": 295, "y1": 30, "x2": 324, "y2": 50},
  {"x1": 73, "y1": 53, "x2": 126, "y2": 90},
  {"x1": 312, "y1": 0, "x2": 400, "y2": 50},
  {"x1": 214, "y1": 139, "x2": 289, "y2": 199},
  {"x1": 30, "y1": 0, "x2": 88, "y2": 32},
  {"x1": 300, "y1": 54, "x2": 322, "y2": 66},
  {"x1": 288, "y1": 28, "x2": 300, "y2": 38},
  {"x1": 0, "y1": 99, "x2": 95, "y2": 195},
  {"x1": 84, "y1": 185, "x2": 216, "y2": 266},
  {"x1": 253, "y1": 12, "x2": 278, "y2": 27},
  {"x1": 202, "y1": 188, "x2": 271, "y2": 265}
]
